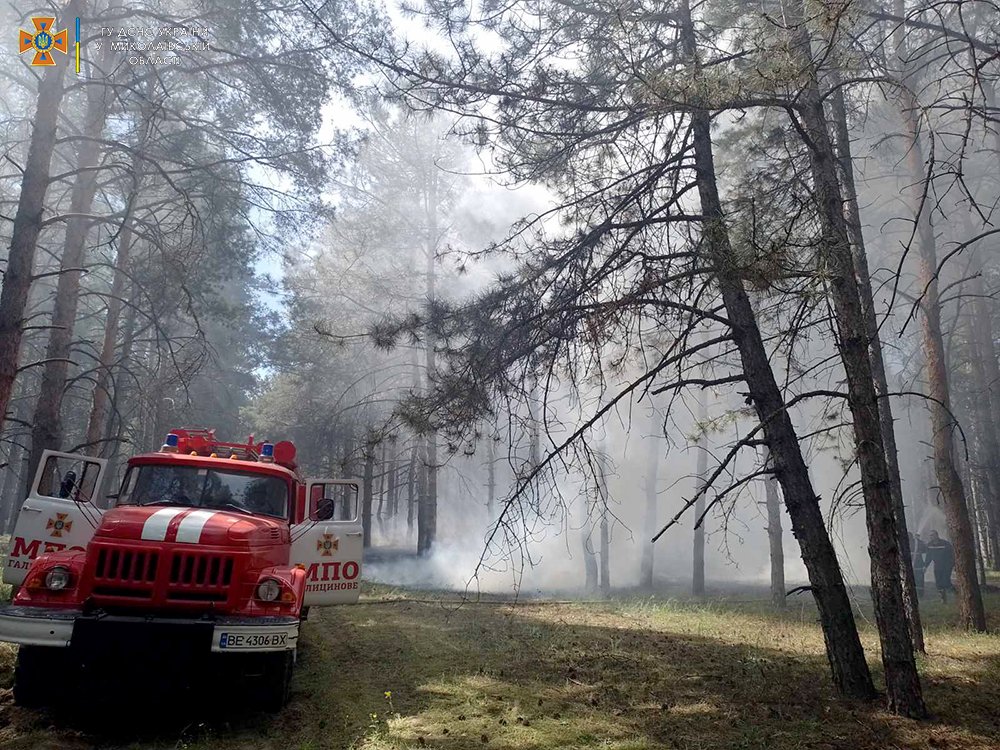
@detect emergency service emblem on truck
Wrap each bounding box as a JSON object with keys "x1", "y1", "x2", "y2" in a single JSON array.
[{"x1": 0, "y1": 428, "x2": 364, "y2": 709}]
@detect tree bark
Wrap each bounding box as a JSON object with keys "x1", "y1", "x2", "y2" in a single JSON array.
[
  {"x1": 528, "y1": 365, "x2": 541, "y2": 515},
  {"x1": 0, "y1": 13, "x2": 77, "y2": 435},
  {"x1": 582, "y1": 485, "x2": 599, "y2": 593},
  {"x1": 418, "y1": 161, "x2": 439, "y2": 556},
  {"x1": 598, "y1": 446, "x2": 611, "y2": 597},
  {"x1": 966, "y1": 276, "x2": 1000, "y2": 569},
  {"x1": 0, "y1": 379, "x2": 34, "y2": 533},
  {"x1": 963, "y1": 443, "x2": 990, "y2": 583},
  {"x1": 827, "y1": 71, "x2": 925, "y2": 653},
  {"x1": 1, "y1": 435, "x2": 27, "y2": 534},
  {"x1": 407, "y1": 443, "x2": 418, "y2": 534},
  {"x1": 693, "y1": 394, "x2": 707, "y2": 597},
  {"x1": 640, "y1": 409, "x2": 660, "y2": 589},
  {"x1": 362, "y1": 438, "x2": 374, "y2": 547},
  {"x1": 680, "y1": 0, "x2": 877, "y2": 703},
  {"x1": 968, "y1": 261, "x2": 1000, "y2": 569},
  {"x1": 26, "y1": 51, "x2": 113, "y2": 487},
  {"x1": 762, "y1": 448, "x2": 786, "y2": 610},
  {"x1": 386, "y1": 441, "x2": 398, "y2": 519},
  {"x1": 486, "y1": 438, "x2": 496, "y2": 518},
  {"x1": 84, "y1": 221, "x2": 134, "y2": 457},
  {"x1": 98, "y1": 274, "x2": 139, "y2": 494},
  {"x1": 377, "y1": 439, "x2": 387, "y2": 522},
  {"x1": 782, "y1": 0, "x2": 927, "y2": 715},
  {"x1": 83, "y1": 85, "x2": 155, "y2": 458},
  {"x1": 891, "y1": 7, "x2": 986, "y2": 631},
  {"x1": 905, "y1": 130, "x2": 985, "y2": 632}
]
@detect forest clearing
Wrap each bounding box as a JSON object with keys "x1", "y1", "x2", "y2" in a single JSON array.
[
  {"x1": 7, "y1": 0, "x2": 1000, "y2": 741},
  {"x1": 0, "y1": 582, "x2": 997, "y2": 750}
]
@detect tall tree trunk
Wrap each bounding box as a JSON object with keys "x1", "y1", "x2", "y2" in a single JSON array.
[
  {"x1": 693, "y1": 394, "x2": 707, "y2": 597},
  {"x1": 1, "y1": 434, "x2": 27, "y2": 534},
  {"x1": 26, "y1": 54, "x2": 113, "y2": 486},
  {"x1": 84, "y1": 222, "x2": 134, "y2": 457},
  {"x1": 100, "y1": 275, "x2": 139, "y2": 493},
  {"x1": 963, "y1": 451, "x2": 989, "y2": 584},
  {"x1": 527, "y1": 365, "x2": 541, "y2": 515},
  {"x1": 892, "y1": 5, "x2": 986, "y2": 632},
  {"x1": 377, "y1": 440, "x2": 386, "y2": 519},
  {"x1": 762, "y1": 448, "x2": 786, "y2": 610},
  {"x1": 827, "y1": 71, "x2": 925, "y2": 653},
  {"x1": 582, "y1": 485, "x2": 599, "y2": 593},
  {"x1": 906, "y1": 127, "x2": 985, "y2": 631},
  {"x1": 640, "y1": 409, "x2": 660, "y2": 589},
  {"x1": 783, "y1": 0, "x2": 926, "y2": 715},
  {"x1": 967, "y1": 297, "x2": 1000, "y2": 570},
  {"x1": 486, "y1": 438, "x2": 496, "y2": 518},
  {"x1": 418, "y1": 164, "x2": 439, "y2": 556},
  {"x1": 83, "y1": 88, "x2": 154, "y2": 459},
  {"x1": 597, "y1": 446, "x2": 611, "y2": 597},
  {"x1": 968, "y1": 261, "x2": 1000, "y2": 569},
  {"x1": 1, "y1": 450, "x2": 24, "y2": 532},
  {"x1": 407, "y1": 443, "x2": 418, "y2": 535},
  {"x1": 0, "y1": 13, "x2": 77, "y2": 434},
  {"x1": 0, "y1": 379, "x2": 34, "y2": 532},
  {"x1": 679, "y1": 0, "x2": 876, "y2": 703},
  {"x1": 362, "y1": 438, "x2": 374, "y2": 548},
  {"x1": 387, "y1": 442, "x2": 398, "y2": 519}
]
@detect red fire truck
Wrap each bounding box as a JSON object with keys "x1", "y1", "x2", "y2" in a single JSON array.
[{"x1": 0, "y1": 428, "x2": 363, "y2": 709}]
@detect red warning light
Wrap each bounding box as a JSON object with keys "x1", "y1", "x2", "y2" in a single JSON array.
[{"x1": 273, "y1": 440, "x2": 296, "y2": 468}]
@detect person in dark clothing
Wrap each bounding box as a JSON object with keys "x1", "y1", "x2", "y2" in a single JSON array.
[
  {"x1": 58, "y1": 470, "x2": 77, "y2": 500},
  {"x1": 910, "y1": 533, "x2": 927, "y2": 597},
  {"x1": 925, "y1": 530, "x2": 955, "y2": 602}
]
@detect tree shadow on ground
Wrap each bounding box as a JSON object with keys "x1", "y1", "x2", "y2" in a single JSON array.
[
  {"x1": 0, "y1": 598, "x2": 997, "y2": 749},
  {"x1": 307, "y1": 602, "x2": 999, "y2": 750}
]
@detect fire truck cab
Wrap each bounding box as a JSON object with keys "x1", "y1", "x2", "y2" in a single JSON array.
[{"x1": 0, "y1": 428, "x2": 363, "y2": 709}]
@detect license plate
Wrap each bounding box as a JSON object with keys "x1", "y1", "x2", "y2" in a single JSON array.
[{"x1": 217, "y1": 631, "x2": 287, "y2": 649}]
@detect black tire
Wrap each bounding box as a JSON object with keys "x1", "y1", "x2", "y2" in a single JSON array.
[
  {"x1": 256, "y1": 651, "x2": 294, "y2": 712},
  {"x1": 14, "y1": 646, "x2": 70, "y2": 707}
]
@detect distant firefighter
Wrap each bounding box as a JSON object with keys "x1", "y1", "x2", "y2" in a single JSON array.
[{"x1": 924, "y1": 530, "x2": 955, "y2": 602}]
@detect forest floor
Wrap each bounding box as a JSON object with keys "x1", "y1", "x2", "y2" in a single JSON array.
[{"x1": 0, "y1": 580, "x2": 997, "y2": 750}]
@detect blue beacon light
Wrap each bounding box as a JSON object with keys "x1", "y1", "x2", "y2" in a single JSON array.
[
  {"x1": 161, "y1": 433, "x2": 180, "y2": 452},
  {"x1": 260, "y1": 443, "x2": 275, "y2": 462}
]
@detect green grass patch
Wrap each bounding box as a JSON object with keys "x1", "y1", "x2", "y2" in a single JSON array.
[{"x1": 0, "y1": 586, "x2": 997, "y2": 749}]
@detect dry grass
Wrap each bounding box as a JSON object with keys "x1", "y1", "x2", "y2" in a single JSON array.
[{"x1": 0, "y1": 583, "x2": 997, "y2": 749}]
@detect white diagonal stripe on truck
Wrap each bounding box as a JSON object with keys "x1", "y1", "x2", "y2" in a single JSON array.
[
  {"x1": 175, "y1": 509, "x2": 217, "y2": 543},
  {"x1": 140, "y1": 508, "x2": 187, "y2": 541}
]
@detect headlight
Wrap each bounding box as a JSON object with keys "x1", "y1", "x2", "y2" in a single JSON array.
[
  {"x1": 256, "y1": 578, "x2": 281, "y2": 602},
  {"x1": 44, "y1": 566, "x2": 71, "y2": 591}
]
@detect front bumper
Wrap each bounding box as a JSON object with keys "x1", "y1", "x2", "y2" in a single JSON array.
[{"x1": 0, "y1": 606, "x2": 299, "y2": 653}]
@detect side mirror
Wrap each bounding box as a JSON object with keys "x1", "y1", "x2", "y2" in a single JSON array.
[{"x1": 312, "y1": 497, "x2": 335, "y2": 522}]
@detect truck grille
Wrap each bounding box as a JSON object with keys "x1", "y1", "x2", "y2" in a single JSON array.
[
  {"x1": 89, "y1": 545, "x2": 237, "y2": 606},
  {"x1": 166, "y1": 551, "x2": 234, "y2": 602},
  {"x1": 95, "y1": 547, "x2": 159, "y2": 584}
]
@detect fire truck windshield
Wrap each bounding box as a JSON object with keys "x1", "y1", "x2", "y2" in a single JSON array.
[{"x1": 119, "y1": 464, "x2": 288, "y2": 519}]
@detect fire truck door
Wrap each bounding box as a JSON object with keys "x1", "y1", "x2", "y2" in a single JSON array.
[
  {"x1": 4, "y1": 450, "x2": 108, "y2": 586},
  {"x1": 290, "y1": 479, "x2": 363, "y2": 606}
]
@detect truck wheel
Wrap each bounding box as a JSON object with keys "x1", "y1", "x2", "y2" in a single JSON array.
[
  {"x1": 14, "y1": 646, "x2": 68, "y2": 707},
  {"x1": 257, "y1": 651, "x2": 294, "y2": 711}
]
